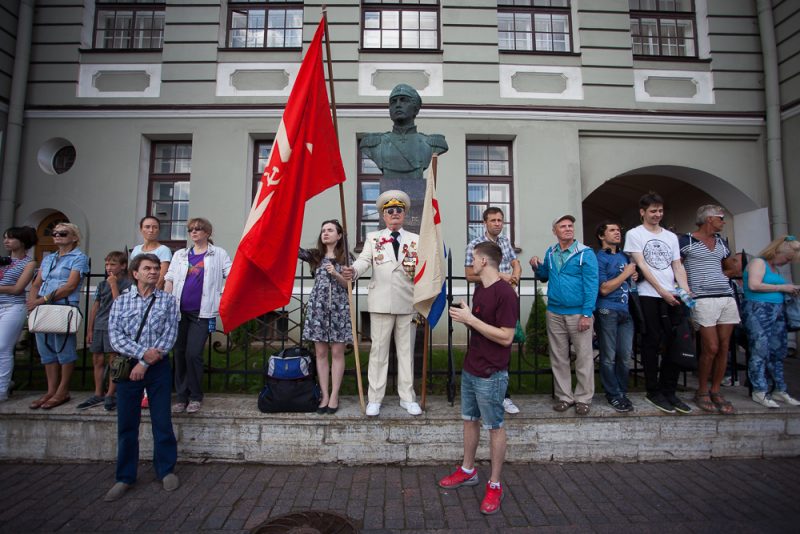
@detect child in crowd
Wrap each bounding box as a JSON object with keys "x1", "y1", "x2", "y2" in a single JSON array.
[{"x1": 76, "y1": 251, "x2": 132, "y2": 411}]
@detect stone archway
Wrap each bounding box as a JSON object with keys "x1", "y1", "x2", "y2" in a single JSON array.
[{"x1": 582, "y1": 165, "x2": 764, "y2": 251}]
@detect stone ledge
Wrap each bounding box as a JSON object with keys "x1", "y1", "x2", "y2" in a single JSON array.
[{"x1": 0, "y1": 391, "x2": 797, "y2": 465}]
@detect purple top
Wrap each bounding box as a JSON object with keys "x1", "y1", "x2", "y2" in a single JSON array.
[{"x1": 180, "y1": 249, "x2": 206, "y2": 313}]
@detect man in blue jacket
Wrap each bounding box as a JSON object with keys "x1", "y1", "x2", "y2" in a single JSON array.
[{"x1": 530, "y1": 215, "x2": 599, "y2": 415}]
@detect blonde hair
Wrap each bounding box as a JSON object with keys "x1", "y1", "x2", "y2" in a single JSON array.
[
  {"x1": 759, "y1": 235, "x2": 800, "y2": 262},
  {"x1": 187, "y1": 217, "x2": 213, "y2": 244},
  {"x1": 54, "y1": 222, "x2": 81, "y2": 244}
]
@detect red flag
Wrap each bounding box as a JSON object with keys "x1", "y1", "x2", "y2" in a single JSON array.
[{"x1": 220, "y1": 20, "x2": 345, "y2": 332}]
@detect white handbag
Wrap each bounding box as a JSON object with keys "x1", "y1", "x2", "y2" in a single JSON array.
[{"x1": 28, "y1": 304, "x2": 83, "y2": 335}]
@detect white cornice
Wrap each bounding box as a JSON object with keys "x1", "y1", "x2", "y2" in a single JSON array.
[
  {"x1": 24, "y1": 106, "x2": 764, "y2": 127},
  {"x1": 782, "y1": 102, "x2": 800, "y2": 121}
]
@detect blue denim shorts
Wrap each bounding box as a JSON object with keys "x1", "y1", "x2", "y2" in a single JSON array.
[
  {"x1": 461, "y1": 369, "x2": 508, "y2": 430},
  {"x1": 35, "y1": 332, "x2": 78, "y2": 365}
]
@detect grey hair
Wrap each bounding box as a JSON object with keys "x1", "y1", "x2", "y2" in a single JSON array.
[{"x1": 695, "y1": 204, "x2": 725, "y2": 226}]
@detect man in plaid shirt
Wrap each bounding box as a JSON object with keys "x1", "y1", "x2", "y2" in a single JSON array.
[{"x1": 104, "y1": 253, "x2": 179, "y2": 502}]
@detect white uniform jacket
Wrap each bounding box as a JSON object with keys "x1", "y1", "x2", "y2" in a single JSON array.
[{"x1": 352, "y1": 228, "x2": 419, "y2": 315}]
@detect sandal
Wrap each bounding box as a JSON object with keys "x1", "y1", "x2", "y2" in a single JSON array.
[
  {"x1": 710, "y1": 392, "x2": 735, "y2": 415},
  {"x1": 41, "y1": 395, "x2": 71, "y2": 410},
  {"x1": 694, "y1": 393, "x2": 718, "y2": 413},
  {"x1": 29, "y1": 395, "x2": 53, "y2": 410}
]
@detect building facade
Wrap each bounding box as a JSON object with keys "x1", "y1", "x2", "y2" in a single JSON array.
[{"x1": 0, "y1": 0, "x2": 798, "y2": 332}]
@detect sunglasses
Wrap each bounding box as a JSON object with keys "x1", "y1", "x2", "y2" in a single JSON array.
[
  {"x1": 52, "y1": 231, "x2": 70, "y2": 237},
  {"x1": 384, "y1": 207, "x2": 404, "y2": 215},
  {"x1": 188, "y1": 227, "x2": 206, "y2": 232}
]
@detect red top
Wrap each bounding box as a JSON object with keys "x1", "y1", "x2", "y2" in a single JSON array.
[{"x1": 463, "y1": 280, "x2": 519, "y2": 378}]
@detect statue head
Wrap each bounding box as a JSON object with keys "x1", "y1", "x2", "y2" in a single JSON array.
[{"x1": 389, "y1": 84, "x2": 421, "y2": 126}]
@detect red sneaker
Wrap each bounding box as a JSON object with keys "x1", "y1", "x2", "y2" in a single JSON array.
[
  {"x1": 437, "y1": 467, "x2": 479, "y2": 489},
  {"x1": 480, "y1": 482, "x2": 504, "y2": 515},
  {"x1": 141, "y1": 394, "x2": 149, "y2": 409}
]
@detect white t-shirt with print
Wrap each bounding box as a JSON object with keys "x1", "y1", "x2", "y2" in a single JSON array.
[{"x1": 623, "y1": 225, "x2": 680, "y2": 298}]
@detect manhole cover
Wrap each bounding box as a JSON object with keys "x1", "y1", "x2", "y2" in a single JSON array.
[{"x1": 250, "y1": 511, "x2": 359, "y2": 534}]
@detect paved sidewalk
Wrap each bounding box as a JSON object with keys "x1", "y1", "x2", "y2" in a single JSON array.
[{"x1": 0, "y1": 459, "x2": 798, "y2": 533}]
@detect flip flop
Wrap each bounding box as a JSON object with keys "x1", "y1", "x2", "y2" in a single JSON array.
[
  {"x1": 29, "y1": 395, "x2": 53, "y2": 409},
  {"x1": 41, "y1": 395, "x2": 71, "y2": 410}
]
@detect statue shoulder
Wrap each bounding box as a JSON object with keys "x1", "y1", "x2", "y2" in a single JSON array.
[
  {"x1": 359, "y1": 133, "x2": 386, "y2": 149},
  {"x1": 425, "y1": 134, "x2": 449, "y2": 153}
]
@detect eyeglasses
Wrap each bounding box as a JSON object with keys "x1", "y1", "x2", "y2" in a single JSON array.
[
  {"x1": 712, "y1": 215, "x2": 725, "y2": 220},
  {"x1": 188, "y1": 227, "x2": 206, "y2": 232},
  {"x1": 52, "y1": 231, "x2": 70, "y2": 237},
  {"x1": 384, "y1": 207, "x2": 404, "y2": 215}
]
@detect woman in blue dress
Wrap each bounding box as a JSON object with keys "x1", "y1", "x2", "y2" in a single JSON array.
[
  {"x1": 27, "y1": 222, "x2": 89, "y2": 409},
  {"x1": 299, "y1": 220, "x2": 352, "y2": 414}
]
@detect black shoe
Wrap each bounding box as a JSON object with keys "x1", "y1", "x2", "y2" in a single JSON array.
[
  {"x1": 646, "y1": 393, "x2": 676, "y2": 414},
  {"x1": 326, "y1": 405, "x2": 339, "y2": 415},
  {"x1": 317, "y1": 405, "x2": 328, "y2": 415},
  {"x1": 104, "y1": 396, "x2": 116, "y2": 411},
  {"x1": 608, "y1": 397, "x2": 633, "y2": 413},
  {"x1": 621, "y1": 396, "x2": 634, "y2": 411},
  {"x1": 77, "y1": 395, "x2": 105, "y2": 410},
  {"x1": 666, "y1": 394, "x2": 692, "y2": 414}
]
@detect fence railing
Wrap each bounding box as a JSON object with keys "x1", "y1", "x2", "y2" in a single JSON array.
[{"x1": 15, "y1": 257, "x2": 652, "y2": 401}]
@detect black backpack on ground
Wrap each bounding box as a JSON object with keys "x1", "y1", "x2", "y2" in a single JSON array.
[{"x1": 257, "y1": 346, "x2": 321, "y2": 413}]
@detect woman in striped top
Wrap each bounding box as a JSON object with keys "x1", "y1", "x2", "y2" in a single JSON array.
[{"x1": 0, "y1": 227, "x2": 38, "y2": 401}]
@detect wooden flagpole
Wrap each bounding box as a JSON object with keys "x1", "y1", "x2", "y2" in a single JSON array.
[
  {"x1": 420, "y1": 154, "x2": 438, "y2": 411},
  {"x1": 322, "y1": 7, "x2": 365, "y2": 413}
]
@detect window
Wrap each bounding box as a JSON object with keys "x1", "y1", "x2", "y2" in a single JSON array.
[
  {"x1": 148, "y1": 142, "x2": 191, "y2": 248},
  {"x1": 52, "y1": 145, "x2": 76, "y2": 175},
  {"x1": 253, "y1": 140, "x2": 273, "y2": 200},
  {"x1": 466, "y1": 142, "x2": 514, "y2": 243},
  {"x1": 227, "y1": 1, "x2": 303, "y2": 49},
  {"x1": 497, "y1": 0, "x2": 572, "y2": 53},
  {"x1": 629, "y1": 0, "x2": 696, "y2": 57},
  {"x1": 362, "y1": 0, "x2": 439, "y2": 50},
  {"x1": 356, "y1": 150, "x2": 382, "y2": 244},
  {"x1": 94, "y1": 0, "x2": 165, "y2": 50}
]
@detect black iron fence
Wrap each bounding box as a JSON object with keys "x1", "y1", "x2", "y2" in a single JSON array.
[{"x1": 14, "y1": 257, "x2": 656, "y2": 401}]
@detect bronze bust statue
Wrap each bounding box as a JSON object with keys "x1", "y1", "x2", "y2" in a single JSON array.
[
  {"x1": 359, "y1": 84, "x2": 448, "y2": 181},
  {"x1": 359, "y1": 84, "x2": 448, "y2": 234}
]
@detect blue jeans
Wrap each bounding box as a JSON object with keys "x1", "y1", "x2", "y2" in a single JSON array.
[
  {"x1": 115, "y1": 357, "x2": 177, "y2": 484},
  {"x1": 596, "y1": 309, "x2": 634, "y2": 400},
  {"x1": 461, "y1": 369, "x2": 508, "y2": 430},
  {"x1": 743, "y1": 301, "x2": 788, "y2": 393}
]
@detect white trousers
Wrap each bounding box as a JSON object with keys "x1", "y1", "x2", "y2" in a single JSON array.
[
  {"x1": 367, "y1": 312, "x2": 416, "y2": 404},
  {"x1": 0, "y1": 303, "x2": 26, "y2": 399}
]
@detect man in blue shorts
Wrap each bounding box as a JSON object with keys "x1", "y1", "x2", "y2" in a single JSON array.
[{"x1": 438, "y1": 241, "x2": 518, "y2": 515}]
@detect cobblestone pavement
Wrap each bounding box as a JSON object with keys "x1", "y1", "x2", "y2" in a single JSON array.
[{"x1": 0, "y1": 458, "x2": 798, "y2": 533}]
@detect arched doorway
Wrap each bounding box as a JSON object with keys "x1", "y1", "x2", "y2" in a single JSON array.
[
  {"x1": 582, "y1": 166, "x2": 765, "y2": 253},
  {"x1": 35, "y1": 212, "x2": 69, "y2": 262}
]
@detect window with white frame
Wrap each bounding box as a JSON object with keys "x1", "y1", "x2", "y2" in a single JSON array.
[
  {"x1": 466, "y1": 142, "x2": 515, "y2": 243},
  {"x1": 497, "y1": 0, "x2": 572, "y2": 53},
  {"x1": 94, "y1": 0, "x2": 165, "y2": 50},
  {"x1": 227, "y1": 1, "x2": 303, "y2": 49},
  {"x1": 148, "y1": 142, "x2": 191, "y2": 249},
  {"x1": 362, "y1": 0, "x2": 440, "y2": 50},
  {"x1": 629, "y1": 0, "x2": 696, "y2": 58}
]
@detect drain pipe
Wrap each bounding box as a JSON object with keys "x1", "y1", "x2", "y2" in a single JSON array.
[
  {"x1": 756, "y1": 0, "x2": 789, "y2": 237},
  {"x1": 0, "y1": 0, "x2": 35, "y2": 231}
]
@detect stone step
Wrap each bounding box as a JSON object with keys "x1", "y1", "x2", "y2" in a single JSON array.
[{"x1": 1, "y1": 386, "x2": 798, "y2": 464}]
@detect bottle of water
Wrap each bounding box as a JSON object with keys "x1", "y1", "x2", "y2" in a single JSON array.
[
  {"x1": 208, "y1": 317, "x2": 217, "y2": 333},
  {"x1": 676, "y1": 288, "x2": 696, "y2": 308}
]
